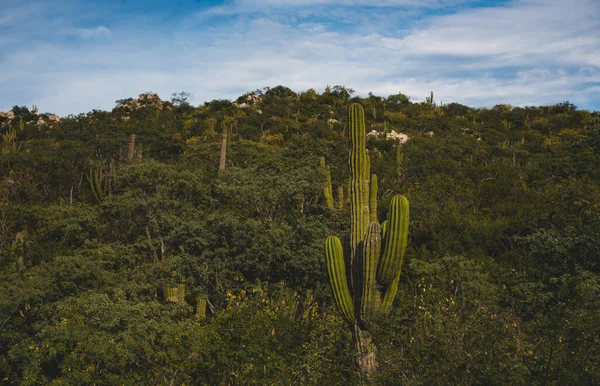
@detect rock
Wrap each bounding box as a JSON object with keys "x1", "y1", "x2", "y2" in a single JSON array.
[
  {"x1": 0, "y1": 111, "x2": 15, "y2": 120},
  {"x1": 387, "y1": 130, "x2": 409, "y2": 144}
]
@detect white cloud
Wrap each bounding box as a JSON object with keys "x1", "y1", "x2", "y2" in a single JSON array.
[
  {"x1": 0, "y1": 0, "x2": 599, "y2": 115},
  {"x1": 0, "y1": 2, "x2": 43, "y2": 27},
  {"x1": 68, "y1": 26, "x2": 111, "y2": 39},
  {"x1": 377, "y1": 0, "x2": 600, "y2": 66},
  {"x1": 229, "y1": 0, "x2": 470, "y2": 9}
]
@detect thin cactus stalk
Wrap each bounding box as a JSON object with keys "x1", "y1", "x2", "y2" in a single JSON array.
[
  {"x1": 195, "y1": 296, "x2": 207, "y2": 319},
  {"x1": 396, "y1": 144, "x2": 404, "y2": 175},
  {"x1": 320, "y1": 157, "x2": 335, "y2": 209},
  {"x1": 127, "y1": 133, "x2": 136, "y2": 161},
  {"x1": 337, "y1": 186, "x2": 344, "y2": 209},
  {"x1": 324, "y1": 187, "x2": 334, "y2": 209},
  {"x1": 178, "y1": 283, "x2": 186, "y2": 303},
  {"x1": 324, "y1": 103, "x2": 410, "y2": 381}
]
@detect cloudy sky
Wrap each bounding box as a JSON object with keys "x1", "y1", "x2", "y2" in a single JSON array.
[{"x1": 0, "y1": 0, "x2": 598, "y2": 116}]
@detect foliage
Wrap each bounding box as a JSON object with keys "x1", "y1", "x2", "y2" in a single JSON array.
[{"x1": 1, "y1": 86, "x2": 599, "y2": 384}]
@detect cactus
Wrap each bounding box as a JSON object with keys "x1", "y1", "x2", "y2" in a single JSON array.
[
  {"x1": 86, "y1": 161, "x2": 118, "y2": 203},
  {"x1": 426, "y1": 91, "x2": 435, "y2": 107},
  {"x1": 325, "y1": 236, "x2": 354, "y2": 322},
  {"x1": 2, "y1": 127, "x2": 18, "y2": 151},
  {"x1": 396, "y1": 144, "x2": 404, "y2": 173},
  {"x1": 325, "y1": 103, "x2": 410, "y2": 381},
  {"x1": 195, "y1": 296, "x2": 207, "y2": 319},
  {"x1": 127, "y1": 133, "x2": 136, "y2": 161},
  {"x1": 337, "y1": 185, "x2": 344, "y2": 209},
  {"x1": 320, "y1": 157, "x2": 335, "y2": 209},
  {"x1": 166, "y1": 283, "x2": 186, "y2": 303}
]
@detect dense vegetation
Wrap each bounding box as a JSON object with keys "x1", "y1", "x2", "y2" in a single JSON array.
[{"x1": 1, "y1": 86, "x2": 599, "y2": 385}]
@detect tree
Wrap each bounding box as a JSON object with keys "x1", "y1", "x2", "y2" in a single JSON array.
[{"x1": 170, "y1": 91, "x2": 194, "y2": 108}]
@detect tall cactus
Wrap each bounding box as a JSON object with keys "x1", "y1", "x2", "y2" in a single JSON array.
[{"x1": 325, "y1": 103, "x2": 409, "y2": 381}]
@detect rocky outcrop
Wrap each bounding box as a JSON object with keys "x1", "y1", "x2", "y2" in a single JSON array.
[
  {"x1": 233, "y1": 94, "x2": 262, "y2": 108},
  {"x1": 367, "y1": 129, "x2": 410, "y2": 144},
  {"x1": 120, "y1": 93, "x2": 170, "y2": 111},
  {"x1": 0, "y1": 111, "x2": 15, "y2": 120}
]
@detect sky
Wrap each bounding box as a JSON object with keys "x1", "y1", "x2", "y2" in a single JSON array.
[{"x1": 0, "y1": 0, "x2": 599, "y2": 116}]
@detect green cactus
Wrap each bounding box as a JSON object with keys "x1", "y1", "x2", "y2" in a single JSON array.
[
  {"x1": 325, "y1": 103, "x2": 410, "y2": 380},
  {"x1": 166, "y1": 283, "x2": 186, "y2": 303},
  {"x1": 2, "y1": 127, "x2": 17, "y2": 145},
  {"x1": 319, "y1": 157, "x2": 335, "y2": 209},
  {"x1": 426, "y1": 91, "x2": 435, "y2": 107},
  {"x1": 86, "y1": 161, "x2": 118, "y2": 203},
  {"x1": 396, "y1": 144, "x2": 404, "y2": 175},
  {"x1": 325, "y1": 236, "x2": 354, "y2": 322},
  {"x1": 337, "y1": 185, "x2": 344, "y2": 209},
  {"x1": 195, "y1": 296, "x2": 207, "y2": 319}
]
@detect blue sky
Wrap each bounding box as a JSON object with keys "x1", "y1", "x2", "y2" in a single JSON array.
[{"x1": 1, "y1": 0, "x2": 599, "y2": 116}]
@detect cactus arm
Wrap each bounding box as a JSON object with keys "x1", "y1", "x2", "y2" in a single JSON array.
[
  {"x1": 369, "y1": 174, "x2": 378, "y2": 223},
  {"x1": 95, "y1": 166, "x2": 105, "y2": 200},
  {"x1": 376, "y1": 195, "x2": 409, "y2": 285},
  {"x1": 380, "y1": 269, "x2": 401, "y2": 312},
  {"x1": 337, "y1": 186, "x2": 344, "y2": 209},
  {"x1": 86, "y1": 166, "x2": 101, "y2": 203},
  {"x1": 325, "y1": 236, "x2": 355, "y2": 322},
  {"x1": 320, "y1": 157, "x2": 335, "y2": 209},
  {"x1": 323, "y1": 186, "x2": 334, "y2": 209},
  {"x1": 357, "y1": 223, "x2": 382, "y2": 322},
  {"x1": 396, "y1": 145, "x2": 404, "y2": 174}
]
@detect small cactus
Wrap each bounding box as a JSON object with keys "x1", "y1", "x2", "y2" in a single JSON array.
[
  {"x1": 195, "y1": 296, "x2": 207, "y2": 319},
  {"x1": 86, "y1": 161, "x2": 118, "y2": 203},
  {"x1": 320, "y1": 157, "x2": 335, "y2": 209}
]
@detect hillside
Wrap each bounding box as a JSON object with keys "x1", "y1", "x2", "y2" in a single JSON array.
[{"x1": 1, "y1": 86, "x2": 599, "y2": 385}]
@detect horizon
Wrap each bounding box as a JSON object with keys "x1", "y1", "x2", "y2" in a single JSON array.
[{"x1": 1, "y1": 0, "x2": 599, "y2": 116}]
